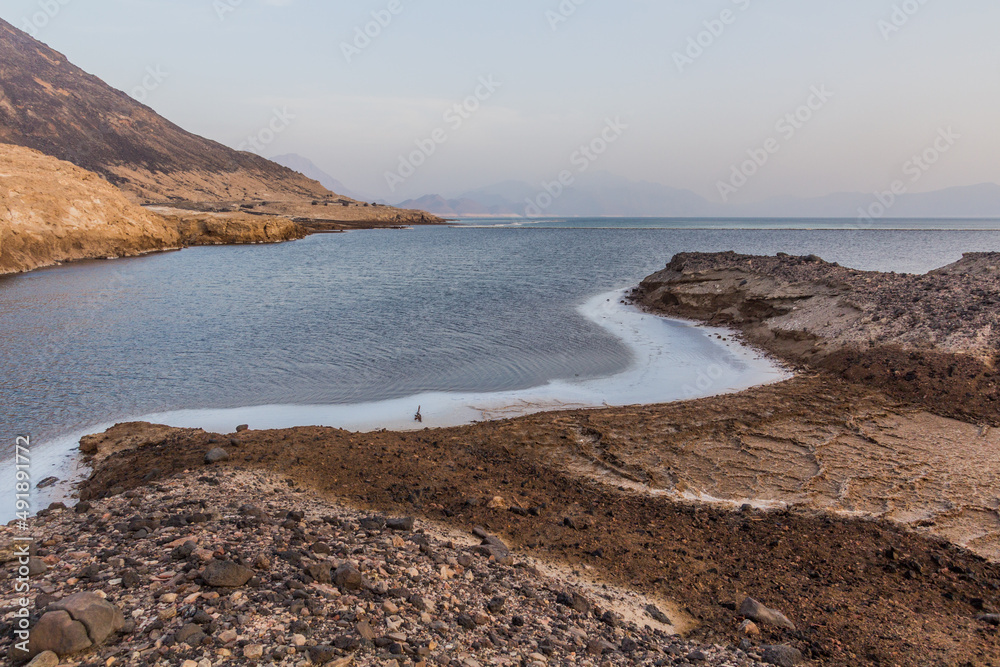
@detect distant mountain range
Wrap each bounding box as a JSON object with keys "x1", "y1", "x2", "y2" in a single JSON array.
[
  {"x1": 270, "y1": 154, "x2": 369, "y2": 202},
  {"x1": 395, "y1": 173, "x2": 717, "y2": 218},
  {"x1": 392, "y1": 173, "x2": 1000, "y2": 220}
]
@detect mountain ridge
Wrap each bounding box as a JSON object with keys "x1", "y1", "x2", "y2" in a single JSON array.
[{"x1": 0, "y1": 18, "x2": 330, "y2": 205}]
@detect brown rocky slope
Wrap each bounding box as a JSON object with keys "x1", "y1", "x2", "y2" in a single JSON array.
[
  {"x1": 0, "y1": 144, "x2": 306, "y2": 275},
  {"x1": 0, "y1": 18, "x2": 329, "y2": 205},
  {"x1": 0, "y1": 17, "x2": 443, "y2": 228},
  {"x1": 636, "y1": 251, "x2": 999, "y2": 425}
]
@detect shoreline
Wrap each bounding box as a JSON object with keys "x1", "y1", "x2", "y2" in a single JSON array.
[
  {"x1": 59, "y1": 378, "x2": 1000, "y2": 666},
  {"x1": 6, "y1": 252, "x2": 1000, "y2": 665},
  {"x1": 1, "y1": 290, "x2": 787, "y2": 523}
]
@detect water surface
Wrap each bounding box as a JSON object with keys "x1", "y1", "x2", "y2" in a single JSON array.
[{"x1": 3, "y1": 223, "x2": 1000, "y2": 447}]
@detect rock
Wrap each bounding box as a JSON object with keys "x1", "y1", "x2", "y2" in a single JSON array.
[
  {"x1": 324, "y1": 658, "x2": 354, "y2": 667},
  {"x1": 49, "y1": 592, "x2": 125, "y2": 645},
  {"x1": 121, "y1": 568, "x2": 141, "y2": 588},
  {"x1": 486, "y1": 596, "x2": 505, "y2": 613},
  {"x1": 36, "y1": 476, "x2": 59, "y2": 489},
  {"x1": 204, "y1": 447, "x2": 229, "y2": 464},
  {"x1": 687, "y1": 649, "x2": 708, "y2": 662},
  {"x1": 308, "y1": 645, "x2": 338, "y2": 663},
  {"x1": 977, "y1": 613, "x2": 1000, "y2": 626},
  {"x1": 486, "y1": 496, "x2": 509, "y2": 509},
  {"x1": 243, "y1": 644, "x2": 264, "y2": 659},
  {"x1": 739, "y1": 597, "x2": 796, "y2": 630},
  {"x1": 73, "y1": 501, "x2": 91, "y2": 513},
  {"x1": 563, "y1": 515, "x2": 593, "y2": 530},
  {"x1": 306, "y1": 561, "x2": 333, "y2": 584},
  {"x1": 457, "y1": 613, "x2": 477, "y2": 629},
  {"x1": 171, "y1": 540, "x2": 197, "y2": 560},
  {"x1": 27, "y1": 557, "x2": 48, "y2": 577},
  {"x1": 25, "y1": 651, "x2": 60, "y2": 667},
  {"x1": 20, "y1": 610, "x2": 92, "y2": 660},
  {"x1": 645, "y1": 603, "x2": 672, "y2": 625},
  {"x1": 235, "y1": 424, "x2": 249, "y2": 432},
  {"x1": 386, "y1": 516, "x2": 415, "y2": 531},
  {"x1": 175, "y1": 623, "x2": 206, "y2": 646},
  {"x1": 556, "y1": 591, "x2": 591, "y2": 614},
  {"x1": 761, "y1": 644, "x2": 804, "y2": 666},
  {"x1": 202, "y1": 560, "x2": 254, "y2": 587},
  {"x1": 334, "y1": 563, "x2": 363, "y2": 590},
  {"x1": 739, "y1": 619, "x2": 761, "y2": 636}
]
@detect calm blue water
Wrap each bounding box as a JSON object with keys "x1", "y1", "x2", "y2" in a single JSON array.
[{"x1": 2, "y1": 222, "x2": 1000, "y2": 445}]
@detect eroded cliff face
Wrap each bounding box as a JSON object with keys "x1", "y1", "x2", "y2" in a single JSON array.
[
  {"x1": 0, "y1": 144, "x2": 185, "y2": 274},
  {"x1": 0, "y1": 144, "x2": 306, "y2": 275},
  {"x1": 637, "y1": 251, "x2": 999, "y2": 424}
]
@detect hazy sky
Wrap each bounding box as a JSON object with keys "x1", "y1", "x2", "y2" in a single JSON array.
[{"x1": 6, "y1": 0, "x2": 999, "y2": 201}]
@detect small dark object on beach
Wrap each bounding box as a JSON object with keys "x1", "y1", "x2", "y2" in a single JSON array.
[
  {"x1": 37, "y1": 476, "x2": 59, "y2": 489},
  {"x1": 414, "y1": 405, "x2": 422, "y2": 422}
]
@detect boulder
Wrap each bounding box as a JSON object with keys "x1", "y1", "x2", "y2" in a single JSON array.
[
  {"x1": 305, "y1": 561, "x2": 333, "y2": 584},
  {"x1": 761, "y1": 644, "x2": 804, "y2": 666},
  {"x1": 556, "y1": 591, "x2": 591, "y2": 614},
  {"x1": 204, "y1": 448, "x2": 229, "y2": 464},
  {"x1": 16, "y1": 593, "x2": 124, "y2": 660},
  {"x1": 175, "y1": 623, "x2": 207, "y2": 646},
  {"x1": 25, "y1": 652, "x2": 60, "y2": 667},
  {"x1": 334, "y1": 563, "x2": 363, "y2": 590},
  {"x1": 739, "y1": 597, "x2": 796, "y2": 630},
  {"x1": 202, "y1": 560, "x2": 253, "y2": 587},
  {"x1": 19, "y1": 610, "x2": 92, "y2": 660},
  {"x1": 645, "y1": 603, "x2": 672, "y2": 625},
  {"x1": 27, "y1": 557, "x2": 48, "y2": 577},
  {"x1": 48, "y1": 592, "x2": 125, "y2": 645},
  {"x1": 386, "y1": 517, "x2": 414, "y2": 531}
]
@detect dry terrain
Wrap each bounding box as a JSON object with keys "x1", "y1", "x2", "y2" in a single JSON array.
[
  {"x1": 6, "y1": 257, "x2": 1000, "y2": 667},
  {"x1": 0, "y1": 144, "x2": 307, "y2": 276}
]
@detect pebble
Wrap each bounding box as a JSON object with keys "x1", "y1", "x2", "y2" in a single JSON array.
[{"x1": 2, "y1": 468, "x2": 775, "y2": 667}]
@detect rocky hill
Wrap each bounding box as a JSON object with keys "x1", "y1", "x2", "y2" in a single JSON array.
[
  {"x1": 2, "y1": 464, "x2": 769, "y2": 666},
  {"x1": 0, "y1": 19, "x2": 351, "y2": 208},
  {"x1": 0, "y1": 144, "x2": 306, "y2": 275},
  {"x1": 636, "y1": 251, "x2": 1000, "y2": 423}
]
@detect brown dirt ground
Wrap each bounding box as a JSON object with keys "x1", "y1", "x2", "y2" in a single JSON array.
[{"x1": 79, "y1": 374, "x2": 1000, "y2": 667}]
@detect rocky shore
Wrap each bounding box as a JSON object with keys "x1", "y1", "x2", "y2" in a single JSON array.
[
  {"x1": 0, "y1": 145, "x2": 444, "y2": 277},
  {"x1": 5, "y1": 252, "x2": 1000, "y2": 666},
  {"x1": 636, "y1": 251, "x2": 999, "y2": 425},
  {"x1": 2, "y1": 468, "x2": 773, "y2": 667}
]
